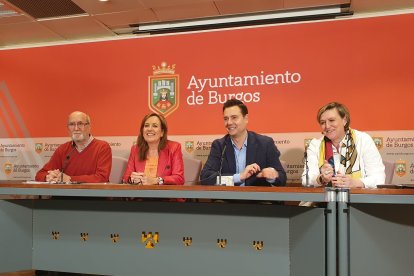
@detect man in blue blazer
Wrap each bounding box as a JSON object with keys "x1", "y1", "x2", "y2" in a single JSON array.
[{"x1": 200, "y1": 99, "x2": 286, "y2": 186}]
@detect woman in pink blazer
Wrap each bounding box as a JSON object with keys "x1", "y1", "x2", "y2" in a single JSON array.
[{"x1": 122, "y1": 113, "x2": 184, "y2": 185}]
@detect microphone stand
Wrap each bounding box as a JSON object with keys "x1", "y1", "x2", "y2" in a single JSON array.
[
  {"x1": 61, "y1": 155, "x2": 70, "y2": 183},
  {"x1": 60, "y1": 143, "x2": 76, "y2": 184},
  {"x1": 218, "y1": 143, "x2": 227, "y2": 186}
]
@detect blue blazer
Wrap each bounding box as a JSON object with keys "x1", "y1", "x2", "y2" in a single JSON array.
[{"x1": 200, "y1": 131, "x2": 286, "y2": 186}]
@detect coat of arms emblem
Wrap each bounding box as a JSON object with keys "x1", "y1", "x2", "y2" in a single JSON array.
[
  {"x1": 185, "y1": 141, "x2": 194, "y2": 153},
  {"x1": 372, "y1": 137, "x2": 383, "y2": 150},
  {"x1": 4, "y1": 162, "x2": 13, "y2": 175},
  {"x1": 395, "y1": 159, "x2": 406, "y2": 177},
  {"x1": 149, "y1": 62, "x2": 179, "y2": 117},
  {"x1": 35, "y1": 143, "x2": 43, "y2": 154}
]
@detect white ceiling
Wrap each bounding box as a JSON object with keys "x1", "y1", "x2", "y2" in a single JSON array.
[{"x1": 0, "y1": 0, "x2": 413, "y2": 48}]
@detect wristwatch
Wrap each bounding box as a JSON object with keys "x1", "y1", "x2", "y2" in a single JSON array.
[{"x1": 158, "y1": 177, "x2": 164, "y2": 185}]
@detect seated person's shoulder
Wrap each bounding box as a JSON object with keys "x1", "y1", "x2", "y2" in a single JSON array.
[
  {"x1": 166, "y1": 140, "x2": 182, "y2": 149},
  {"x1": 355, "y1": 129, "x2": 370, "y2": 139},
  {"x1": 348, "y1": 129, "x2": 371, "y2": 143},
  {"x1": 94, "y1": 138, "x2": 112, "y2": 149},
  {"x1": 208, "y1": 136, "x2": 225, "y2": 145},
  {"x1": 251, "y1": 131, "x2": 274, "y2": 144},
  {"x1": 356, "y1": 130, "x2": 377, "y2": 146}
]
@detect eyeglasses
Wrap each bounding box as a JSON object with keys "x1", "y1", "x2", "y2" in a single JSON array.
[{"x1": 67, "y1": 122, "x2": 90, "y2": 128}]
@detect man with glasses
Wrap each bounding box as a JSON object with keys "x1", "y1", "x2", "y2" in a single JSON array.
[{"x1": 35, "y1": 111, "x2": 112, "y2": 183}]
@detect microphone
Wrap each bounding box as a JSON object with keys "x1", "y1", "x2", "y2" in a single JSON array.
[
  {"x1": 217, "y1": 136, "x2": 228, "y2": 185},
  {"x1": 60, "y1": 142, "x2": 76, "y2": 184}
]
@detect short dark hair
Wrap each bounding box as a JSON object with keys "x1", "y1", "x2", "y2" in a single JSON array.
[
  {"x1": 222, "y1": 99, "x2": 248, "y2": 116},
  {"x1": 317, "y1": 102, "x2": 351, "y2": 130}
]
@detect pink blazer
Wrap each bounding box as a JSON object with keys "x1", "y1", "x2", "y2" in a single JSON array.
[{"x1": 122, "y1": 140, "x2": 184, "y2": 185}]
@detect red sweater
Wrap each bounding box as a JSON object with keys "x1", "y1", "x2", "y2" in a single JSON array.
[{"x1": 35, "y1": 139, "x2": 112, "y2": 183}]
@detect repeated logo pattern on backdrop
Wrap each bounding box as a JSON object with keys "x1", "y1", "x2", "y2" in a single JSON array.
[{"x1": 1, "y1": 130, "x2": 414, "y2": 185}]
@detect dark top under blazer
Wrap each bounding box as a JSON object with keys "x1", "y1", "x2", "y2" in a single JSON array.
[{"x1": 200, "y1": 131, "x2": 287, "y2": 186}]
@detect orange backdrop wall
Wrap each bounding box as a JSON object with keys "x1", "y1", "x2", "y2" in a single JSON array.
[{"x1": 0, "y1": 13, "x2": 413, "y2": 138}]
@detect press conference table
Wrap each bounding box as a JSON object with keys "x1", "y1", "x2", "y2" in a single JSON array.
[{"x1": 1, "y1": 183, "x2": 414, "y2": 276}]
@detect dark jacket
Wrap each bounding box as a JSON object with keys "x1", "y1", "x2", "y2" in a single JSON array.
[{"x1": 200, "y1": 131, "x2": 286, "y2": 186}]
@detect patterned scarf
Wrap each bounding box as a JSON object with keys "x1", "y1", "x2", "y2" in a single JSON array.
[{"x1": 319, "y1": 128, "x2": 361, "y2": 179}]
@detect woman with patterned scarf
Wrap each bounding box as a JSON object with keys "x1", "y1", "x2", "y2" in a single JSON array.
[{"x1": 302, "y1": 102, "x2": 385, "y2": 188}]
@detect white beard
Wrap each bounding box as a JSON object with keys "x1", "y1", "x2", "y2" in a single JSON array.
[{"x1": 72, "y1": 133, "x2": 85, "y2": 142}]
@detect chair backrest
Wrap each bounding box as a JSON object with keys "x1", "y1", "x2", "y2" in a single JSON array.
[
  {"x1": 183, "y1": 157, "x2": 202, "y2": 185},
  {"x1": 109, "y1": 156, "x2": 128, "y2": 183},
  {"x1": 383, "y1": 161, "x2": 395, "y2": 184}
]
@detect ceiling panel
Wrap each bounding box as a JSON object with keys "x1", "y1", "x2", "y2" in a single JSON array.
[
  {"x1": 72, "y1": 0, "x2": 145, "y2": 15},
  {"x1": 40, "y1": 15, "x2": 115, "y2": 39},
  {"x1": 0, "y1": 13, "x2": 32, "y2": 24},
  {"x1": 139, "y1": 0, "x2": 212, "y2": 9},
  {"x1": 215, "y1": 0, "x2": 284, "y2": 15},
  {"x1": 153, "y1": 2, "x2": 219, "y2": 22},
  {"x1": 351, "y1": 0, "x2": 414, "y2": 13},
  {"x1": 284, "y1": 0, "x2": 349, "y2": 9},
  {"x1": 0, "y1": 21, "x2": 62, "y2": 46},
  {"x1": 93, "y1": 8, "x2": 157, "y2": 28}
]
